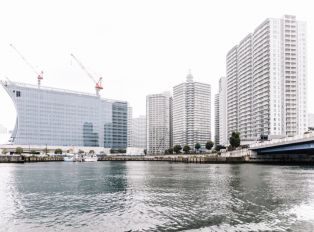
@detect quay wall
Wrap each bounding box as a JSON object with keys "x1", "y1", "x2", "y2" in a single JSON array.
[{"x1": 0, "y1": 155, "x2": 64, "y2": 163}]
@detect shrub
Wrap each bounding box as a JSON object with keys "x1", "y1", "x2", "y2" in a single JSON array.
[
  {"x1": 217, "y1": 151, "x2": 221, "y2": 156},
  {"x1": 178, "y1": 155, "x2": 183, "y2": 158},
  {"x1": 16, "y1": 147, "x2": 23, "y2": 154},
  {"x1": 304, "y1": 131, "x2": 312, "y2": 134},
  {"x1": 2, "y1": 149, "x2": 8, "y2": 154},
  {"x1": 110, "y1": 148, "x2": 115, "y2": 154}
]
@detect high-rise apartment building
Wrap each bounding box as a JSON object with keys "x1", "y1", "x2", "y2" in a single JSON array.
[
  {"x1": 308, "y1": 113, "x2": 314, "y2": 128},
  {"x1": 227, "y1": 15, "x2": 307, "y2": 139},
  {"x1": 132, "y1": 115, "x2": 146, "y2": 149},
  {"x1": 146, "y1": 91, "x2": 173, "y2": 154},
  {"x1": 214, "y1": 94, "x2": 219, "y2": 145},
  {"x1": 127, "y1": 106, "x2": 133, "y2": 147},
  {"x1": 215, "y1": 77, "x2": 228, "y2": 145},
  {"x1": 173, "y1": 70, "x2": 211, "y2": 150}
]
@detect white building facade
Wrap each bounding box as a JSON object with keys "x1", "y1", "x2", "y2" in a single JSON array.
[
  {"x1": 127, "y1": 106, "x2": 133, "y2": 147},
  {"x1": 308, "y1": 113, "x2": 314, "y2": 128},
  {"x1": 227, "y1": 15, "x2": 308, "y2": 139},
  {"x1": 214, "y1": 94, "x2": 219, "y2": 145},
  {"x1": 218, "y1": 77, "x2": 228, "y2": 145},
  {"x1": 173, "y1": 70, "x2": 211, "y2": 150},
  {"x1": 132, "y1": 115, "x2": 146, "y2": 150},
  {"x1": 146, "y1": 91, "x2": 173, "y2": 155}
]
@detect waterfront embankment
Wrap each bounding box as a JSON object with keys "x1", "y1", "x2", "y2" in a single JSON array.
[{"x1": 0, "y1": 155, "x2": 64, "y2": 163}]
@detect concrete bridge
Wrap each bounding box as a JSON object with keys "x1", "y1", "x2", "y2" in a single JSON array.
[{"x1": 249, "y1": 133, "x2": 314, "y2": 155}]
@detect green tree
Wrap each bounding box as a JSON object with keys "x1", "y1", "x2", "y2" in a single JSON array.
[
  {"x1": 144, "y1": 149, "x2": 147, "y2": 155},
  {"x1": 29, "y1": 150, "x2": 37, "y2": 155},
  {"x1": 214, "y1": 145, "x2": 225, "y2": 152},
  {"x1": 206, "y1": 141, "x2": 214, "y2": 150},
  {"x1": 183, "y1": 144, "x2": 191, "y2": 154},
  {"x1": 43, "y1": 148, "x2": 50, "y2": 155},
  {"x1": 78, "y1": 150, "x2": 84, "y2": 154},
  {"x1": 168, "y1": 147, "x2": 173, "y2": 154},
  {"x1": 89, "y1": 150, "x2": 95, "y2": 154},
  {"x1": 110, "y1": 148, "x2": 115, "y2": 154},
  {"x1": 1, "y1": 149, "x2": 8, "y2": 154},
  {"x1": 16, "y1": 147, "x2": 23, "y2": 154},
  {"x1": 164, "y1": 149, "x2": 168, "y2": 154},
  {"x1": 118, "y1": 148, "x2": 124, "y2": 153},
  {"x1": 173, "y1": 145, "x2": 182, "y2": 154},
  {"x1": 195, "y1": 143, "x2": 201, "y2": 150},
  {"x1": 229, "y1": 131, "x2": 241, "y2": 148},
  {"x1": 304, "y1": 131, "x2": 312, "y2": 134},
  {"x1": 55, "y1": 148, "x2": 62, "y2": 154},
  {"x1": 228, "y1": 145, "x2": 233, "y2": 151},
  {"x1": 217, "y1": 151, "x2": 221, "y2": 156},
  {"x1": 100, "y1": 151, "x2": 104, "y2": 154}
]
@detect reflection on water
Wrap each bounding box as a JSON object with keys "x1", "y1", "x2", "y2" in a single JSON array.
[{"x1": 1, "y1": 162, "x2": 314, "y2": 231}]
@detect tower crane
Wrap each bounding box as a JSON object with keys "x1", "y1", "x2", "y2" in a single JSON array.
[
  {"x1": 71, "y1": 54, "x2": 103, "y2": 96},
  {"x1": 10, "y1": 44, "x2": 43, "y2": 86}
]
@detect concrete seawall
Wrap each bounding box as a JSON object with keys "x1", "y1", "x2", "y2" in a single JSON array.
[
  {"x1": 98, "y1": 156, "x2": 245, "y2": 163},
  {"x1": 0, "y1": 156, "x2": 64, "y2": 163}
]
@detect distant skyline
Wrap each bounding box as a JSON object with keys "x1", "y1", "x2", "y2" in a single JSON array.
[{"x1": 1, "y1": 0, "x2": 314, "y2": 140}]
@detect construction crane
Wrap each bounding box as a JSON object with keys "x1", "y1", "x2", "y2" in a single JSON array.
[
  {"x1": 10, "y1": 44, "x2": 43, "y2": 86},
  {"x1": 71, "y1": 54, "x2": 103, "y2": 96}
]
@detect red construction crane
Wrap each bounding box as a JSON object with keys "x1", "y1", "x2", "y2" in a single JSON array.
[
  {"x1": 10, "y1": 44, "x2": 43, "y2": 86},
  {"x1": 71, "y1": 54, "x2": 103, "y2": 96}
]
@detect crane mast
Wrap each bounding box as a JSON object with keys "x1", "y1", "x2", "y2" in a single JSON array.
[
  {"x1": 10, "y1": 44, "x2": 43, "y2": 86},
  {"x1": 71, "y1": 54, "x2": 103, "y2": 96}
]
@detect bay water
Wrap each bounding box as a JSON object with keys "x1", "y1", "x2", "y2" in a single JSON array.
[{"x1": 1, "y1": 162, "x2": 314, "y2": 231}]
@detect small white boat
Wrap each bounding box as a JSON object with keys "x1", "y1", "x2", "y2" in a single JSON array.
[
  {"x1": 72, "y1": 153, "x2": 82, "y2": 162},
  {"x1": 83, "y1": 154, "x2": 98, "y2": 162}
]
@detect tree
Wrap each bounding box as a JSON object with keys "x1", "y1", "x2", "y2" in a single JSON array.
[
  {"x1": 304, "y1": 131, "x2": 312, "y2": 134},
  {"x1": 195, "y1": 143, "x2": 201, "y2": 150},
  {"x1": 206, "y1": 141, "x2": 214, "y2": 150},
  {"x1": 16, "y1": 147, "x2": 23, "y2": 154},
  {"x1": 168, "y1": 147, "x2": 173, "y2": 154},
  {"x1": 229, "y1": 131, "x2": 241, "y2": 148},
  {"x1": 78, "y1": 150, "x2": 84, "y2": 154},
  {"x1": 89, "y1": 150, "x2": 95, "y2": 154},
  {"x1": 43, "y1": 148, "x2": 50, "y2": 155},
  {"x1": 100, "y1": 151, "x2": 104, "y2": 154},
  {"x1": 183, "y1": 144, "x2": 191, "y2": 154},
  {"x1": 1, "y1": 149, "x2": 8, "y2": 155},
  {"x1": 118, "y1": 148, "x2": 124, "y2": 153},
  {"x1": 173, "y1": 145, "x2": 182, "y2": 154},
  {"x1": 110, "y1": 148, "x2": 115, "y2": 154},
  {"x1": 164, "y1": 149, "x2": 168, "y2": 154},
  {"x1": 29, "y1": 150, "x2": 37, "y2": 155},
  {"x1": 55, "y1": 148, "x2": 62, "y2": 154},
  {"x1": 144, "y1": 149, "x2": 147, "y2": 155},
  {"x1": 214, "y1": 145, "x2": 225, "y2": 152},
  {"x1": 217, "y1": 151, "x2": 221, "y2": 156},
  {"x1": 228, "y1": 145, "x2": 233, "y2": 151}
]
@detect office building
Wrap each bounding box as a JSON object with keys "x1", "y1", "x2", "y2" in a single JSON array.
[
  {"x1": 132, "y1": 115, "x2": 146, "y2": 149},
  {"x1": 146, "y1": 91, "x2": 172, "y2": 155},
  {"x1": 173, "y1": 70, "x2": 211, "y2": 150},
  {"x1": 227, "y1": 14, "x2": 307, "y2": 139},
  {"x1": 0, "y1": 80, "x2": 129, "y2": 149},
  {"x1": 0, "y1": 124, "x2": 7, "y2": 134}
]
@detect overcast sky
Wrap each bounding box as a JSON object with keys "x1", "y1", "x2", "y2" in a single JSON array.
[{"x1": 0, "y1": 0, "x2": 314, "y2": 143}]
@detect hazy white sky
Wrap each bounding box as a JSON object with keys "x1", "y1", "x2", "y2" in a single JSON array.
[{"x1": 0, "y1": 0, "x2": 314, "y2": 141}]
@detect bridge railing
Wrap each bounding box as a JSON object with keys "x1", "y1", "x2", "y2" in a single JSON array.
[{"x1": 250, "y1": 132, "x2": 314, "y2": 148}]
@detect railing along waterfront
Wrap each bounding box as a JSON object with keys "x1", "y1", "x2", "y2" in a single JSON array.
[{"x1": 250, "y1": 133, "x2": 314, "y2": 148}]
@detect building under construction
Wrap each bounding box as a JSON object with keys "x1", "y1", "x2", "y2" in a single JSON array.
[{"x1": 1, "y1": 80, "x2": 129, "y2": 149}]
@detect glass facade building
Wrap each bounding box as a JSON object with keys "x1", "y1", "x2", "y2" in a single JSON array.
[{"x1": 1, "y1": 80, "x2": 128, "y2": 149}]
